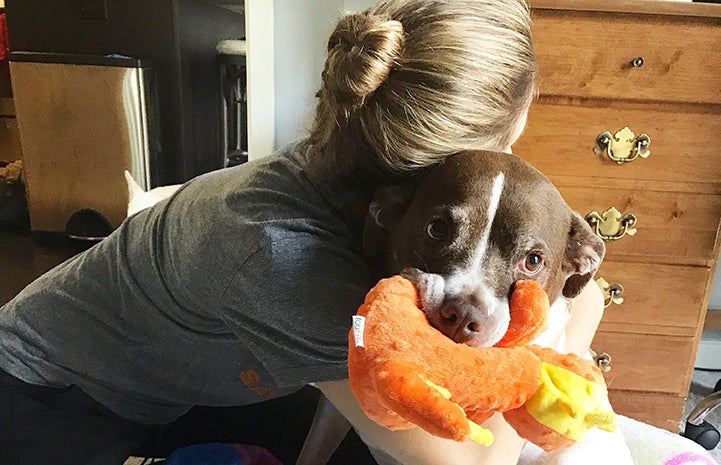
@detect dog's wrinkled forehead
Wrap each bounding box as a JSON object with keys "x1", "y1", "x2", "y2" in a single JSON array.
[{"x1": 419, "y1": 151, "x2": 564, "y2": 222}]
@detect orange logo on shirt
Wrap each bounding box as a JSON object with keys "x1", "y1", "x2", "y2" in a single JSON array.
[{"x1": 240, "y1": 369, "x2": 279, "y2": 398}]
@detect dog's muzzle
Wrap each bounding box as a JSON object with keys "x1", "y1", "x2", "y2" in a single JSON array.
[{"x1": 401, "y1": 268, "x2": 511, "y2": 348}]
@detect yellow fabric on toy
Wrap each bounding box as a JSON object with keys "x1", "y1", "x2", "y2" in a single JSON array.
[{"x1": 525, "y1": 362, "x2": 618, "y2": 442}]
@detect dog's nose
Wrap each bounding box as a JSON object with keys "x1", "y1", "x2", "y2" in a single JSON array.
[
  {"x1": 401, "y1": 269, "x2": 510, "y2": 347},
  {"x1": 438, "y1": 301, "x2": 492, "y2": 343},
  {"x1": 435, "y1": 288, "x2": 510, "y2": 347}
]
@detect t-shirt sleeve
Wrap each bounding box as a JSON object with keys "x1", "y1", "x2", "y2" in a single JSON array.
[{"x1": 219, "y1": 234, "x2": 376, "y2": 388}]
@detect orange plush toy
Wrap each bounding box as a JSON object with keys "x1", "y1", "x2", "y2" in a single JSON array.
[{"x1": 348, "y1": 276, "x2": 617, "y2": 451}]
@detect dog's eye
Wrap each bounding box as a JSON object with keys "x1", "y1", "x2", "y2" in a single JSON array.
[
  {"x1": 521, "y1": 253, "x2": 544, "y2": 274},
  {"x1": 426, "y1": 219, "x2": 449, "y2": 240}
]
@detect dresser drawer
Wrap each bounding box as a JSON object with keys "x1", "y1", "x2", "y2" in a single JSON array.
[
  {"x1": 595, "y1": 261, "x2": 710, "y2": 335},
  {"x1": 556, "y1": 184, "x2": 721, "y2": 265},
  {"x1": 592, "y1": 331, "x2": 695, "y2": 395},
  {"x1": 608, "y1": 390, "x2": 686, "y2": 432},
  {"x1": 531, "y1": 10, "x2": 721, "y2": 104},
  {"x1": 515, "y1": 102, "x2": 721, "y2": 185}
]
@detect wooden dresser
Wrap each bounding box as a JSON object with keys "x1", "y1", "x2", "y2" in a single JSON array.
[{"x1": 515, "y1": 0, "x2": 721, "y2": 431}]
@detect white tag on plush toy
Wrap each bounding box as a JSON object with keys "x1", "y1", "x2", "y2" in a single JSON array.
[{"x1": 352, "y1": 316, "x2": 366, "y2": 347}]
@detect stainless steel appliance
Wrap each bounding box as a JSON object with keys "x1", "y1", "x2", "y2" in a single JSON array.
[{"x1": 10, "y1": 52, "x2": 159, "y2": 238}]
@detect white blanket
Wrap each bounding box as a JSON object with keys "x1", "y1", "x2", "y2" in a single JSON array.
[{"x1": 520, "y1": 415, "x2": 717, "y2": 465}]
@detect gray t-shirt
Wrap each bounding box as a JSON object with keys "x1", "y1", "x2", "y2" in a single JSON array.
[{"x1": 0, "y1": 140, "x2": 376, "y2": 424}]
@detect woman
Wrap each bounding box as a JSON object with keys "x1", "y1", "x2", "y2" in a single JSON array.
[{"x1": 0, "y1": 1, "x2": 604, "y2": 464}]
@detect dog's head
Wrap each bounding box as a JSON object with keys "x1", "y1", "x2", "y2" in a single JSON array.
[{"x1": 362, "y1": 151, "x2": 605, "y2": 348}]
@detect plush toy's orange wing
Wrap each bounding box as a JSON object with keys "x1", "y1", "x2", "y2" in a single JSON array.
[
  {"x1": 348, "y1": 276, "x2": 542, "y2": 441},
  {"x1": 495, "y1": 280, "x2": 549, "y2": 347},
  {"x1": 347, "y1": 276, "x2": 473, "y2": 438}
]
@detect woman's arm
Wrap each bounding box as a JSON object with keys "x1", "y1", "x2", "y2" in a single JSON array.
[
  {"x1": 315, "y1": 379, "x2": 525, "y2": 465},
  {"x1": 563, "y1": 280, "x2": 605, "y2": 356}
]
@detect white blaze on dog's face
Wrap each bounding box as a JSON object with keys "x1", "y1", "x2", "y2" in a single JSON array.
[{"x1": 363, "y1": 151, "x2": 605, "y2": 348}]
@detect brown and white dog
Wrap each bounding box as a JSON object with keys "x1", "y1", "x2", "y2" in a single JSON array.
[
  {"x1": 361, "y1": 150, "x2": 604, "y2": 347},
  {"x1": 299, "y1": 150, "x2": 607, "y2": 465}
]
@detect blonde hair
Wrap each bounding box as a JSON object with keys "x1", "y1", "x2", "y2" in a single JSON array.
[{"x1": 309, "y1": 0, "x2": 537, "y2": 185}]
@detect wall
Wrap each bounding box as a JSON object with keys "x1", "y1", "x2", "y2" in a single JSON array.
[
  {"x1": 710, "y1": 267, "x2": 721, "y2": 310},
  {"x1": 272, "y1": 0, "x2": 372, "y2": 149},
  {"x1": 273, "y1": 0, "x2": 335, "y2": 149}
]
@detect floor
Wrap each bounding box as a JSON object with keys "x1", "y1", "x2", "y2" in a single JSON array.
[
  {"x1": 0, "y1": 229, "x2": 377, "y2": 465},
  {"x1": 683, "y1": 368, "x2": 721, "y2": 462},
  {"x1": 0, "y1": 231, "x2": 83, "y2": 305}
]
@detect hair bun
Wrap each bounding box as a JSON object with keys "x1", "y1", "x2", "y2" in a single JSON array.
[{"x1": 323, "y1": 12, "x2": 404, "y2": 108}]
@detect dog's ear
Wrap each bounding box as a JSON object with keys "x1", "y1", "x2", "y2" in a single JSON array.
[
  {"x1": 362, "y1": 184, "x2": 415, "y2": 258},
  {"x1": 561, "y1": 213, "x2": 606, "y2": 298}
]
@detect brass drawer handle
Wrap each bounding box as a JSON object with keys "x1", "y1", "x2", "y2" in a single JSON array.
[
  {"x1": 585, "y1": 207, "x2": 638, "y2": 241},
  {"x1": 594, "y1": 127, "x2": 651, "y2": 164},
  {"x1": 595, "y1": 277, "x2": 625, "y2": 308},
  {"x1": 590, "y1": 349, "x2": 612, "y2": 373}
]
